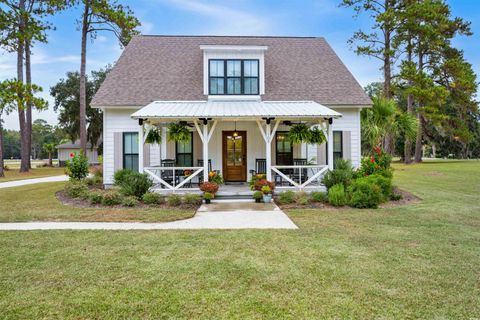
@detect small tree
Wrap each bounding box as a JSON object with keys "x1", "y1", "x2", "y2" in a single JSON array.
[{"x1": 42, "y1": 143, "x2": 56, "y2": 167}]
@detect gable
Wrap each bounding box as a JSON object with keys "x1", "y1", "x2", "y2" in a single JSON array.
[{"x1": 91, "y1": 35, "x2": 372, "y2": 107}]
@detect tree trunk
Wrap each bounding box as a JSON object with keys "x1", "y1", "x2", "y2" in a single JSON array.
[
  {"x1": 414, "y1": 114, "x2": 424, "y2": 162},
  {"x1": 0, "y1": 112, "x2": 4, "y2": 178},
  {"x1": 414, "y1": 52, "x2": 424, "y2": 163},
  {"x1": 25, "y1": 38, "x2": 32, "y2": 169},
  {"x1": 17, "y1": 0, "x2": 29, "y2": 173},
  {"x1": 404, "y1": 41, "x2": 413, "y2": 164},
  {"x1": 79, "y1": 3, "x2": 89, "y2": 155},
  {"x1": 48, "y1": 152, "x2": 52, "y2": 167}
]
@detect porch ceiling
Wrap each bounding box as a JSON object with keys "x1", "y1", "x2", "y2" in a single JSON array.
[{"x1": 131, "y1": 100, "x2": 342, "y2": 121}]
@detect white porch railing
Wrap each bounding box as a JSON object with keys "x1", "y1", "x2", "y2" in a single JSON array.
[
  {"x1": 271, "y1": 165, "x2": 328, "y2": 190},
  {"x1": 144, "y1": 166, "x2": 203, "y2": 191}
]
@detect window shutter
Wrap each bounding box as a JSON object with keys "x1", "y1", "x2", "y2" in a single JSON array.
[
  {"x1": 342, "y1": 131, "x2": 352, "y2": 160},
  {"x1": 143, "y1": 143, "x2": 150, "y2": 167},
  {"x1": 114, "y1": 132, "x2": 123, "y2": 171}
]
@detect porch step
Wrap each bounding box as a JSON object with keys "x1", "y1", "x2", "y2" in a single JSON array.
[{"x1": 215, "y1": 194, "x2": 253, "y2": 200}]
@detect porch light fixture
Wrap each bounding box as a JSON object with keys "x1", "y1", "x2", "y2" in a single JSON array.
[{"x1": 233, "y1": 121, "x2": 238, "y2": 137}]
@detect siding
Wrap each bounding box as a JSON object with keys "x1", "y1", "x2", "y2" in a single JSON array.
[{"x1": 103, "y1": 108, "x2": 142, "y2": 184}]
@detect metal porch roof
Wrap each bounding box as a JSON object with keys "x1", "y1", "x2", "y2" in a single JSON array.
[{"x1": 131, "y1": 100, "x2": 342, "y2": 120}]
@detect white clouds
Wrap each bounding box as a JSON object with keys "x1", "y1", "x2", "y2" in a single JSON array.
[{"x1": 161, "y1": 0, "x2": 273, "y2": 35}]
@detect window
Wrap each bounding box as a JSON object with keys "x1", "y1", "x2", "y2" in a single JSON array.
[
  {"x1": 326, "y1": 131, "x2": 343, "y2": 168},
  {"x1": 123, "y1": 132, "x2": 139, "y2": 171},
  {"x1": 276, "y1": 132, "x2": 293, "y2": 165},
  {"x1": 176, "y1": 132, "x2": 193, "y2": 166},
  {"x1": 209, "y1": 59, "x2": 259, "y2": 95}
]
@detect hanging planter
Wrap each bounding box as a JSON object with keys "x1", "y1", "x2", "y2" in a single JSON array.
[
  {"x1": 287, "y1": 123, "x2": 311, "y2": 144},
  {"x1": 306, "y1": 127, "x2": 326, "y2": 145},
  {"x1": 167, "y1": 122, "x2": 191, "y2": 143},
  {"x1": 287, "y1": 123, "x2": 326, "y2": 145},
  {"x1": 144, "y1": 127, "x2": 162, "y2": 144}
]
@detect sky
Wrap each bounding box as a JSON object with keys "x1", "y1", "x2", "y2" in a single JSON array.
[{"x1": 1, "y1": 0, "x2": 479, "y2": 130}]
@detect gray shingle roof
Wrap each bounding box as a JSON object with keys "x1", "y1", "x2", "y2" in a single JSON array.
[{"x1": 91, "y1": 35, "x2": 371, "y2": 107}]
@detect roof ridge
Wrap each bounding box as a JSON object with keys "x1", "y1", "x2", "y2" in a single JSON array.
[{"x1": 137, "y1": 34, "x2": 323, "y2": 40}]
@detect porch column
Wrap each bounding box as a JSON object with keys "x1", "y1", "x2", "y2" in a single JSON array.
[
  {"x1": 202, "y1": 122, "x2": 209, "y2": 182},
  {"x1": 327, "y1": 118, "x2": 334, "y2": 170},
  {"x1": 161, "y1": 126, "x2": 167, "y2": 160},
  {"x1": 139, "y1": 122, "x2": 144, "y2": 173},
  {"x1": 266, "y1": 122, "x2": 272, "y2": 181}
]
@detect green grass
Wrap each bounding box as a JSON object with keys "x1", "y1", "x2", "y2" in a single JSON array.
[
  {"x1": 0, "y1": 160, "x2": 479, "y2": 318},
  {"x1": 0, "y1": 182, "x2": 195, "y2": 222},
  {"x1": 0, "y1": 166, "x2": 65, "y2": 182}
]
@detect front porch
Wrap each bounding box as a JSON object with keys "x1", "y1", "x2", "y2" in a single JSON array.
[{"x1": 132, "y1": 100, "x2": 342, "y2": 193}]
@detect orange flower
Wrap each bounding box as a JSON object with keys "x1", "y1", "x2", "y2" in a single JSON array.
[
  {"x1": 208, "y1": 171, "x2": 216, "y2": 177},
  {"x1": 370, "y1": 157, "x2": 375, "y2": 163}
]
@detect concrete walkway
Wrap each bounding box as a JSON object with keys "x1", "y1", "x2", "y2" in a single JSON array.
[
  {"x1": 0, "y1": 175, "x2": 68, "y2": 189},
  {"x1": 0, "y1": 201, "x2": 298, "y2": 230}
]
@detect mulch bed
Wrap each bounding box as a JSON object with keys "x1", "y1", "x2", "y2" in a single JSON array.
[
  {"x1": 276, "y1": 187, "x2": 420, "y2": 210},
  {"x1": 55, "y1": 190, "x2": 200, "y2": 211}
]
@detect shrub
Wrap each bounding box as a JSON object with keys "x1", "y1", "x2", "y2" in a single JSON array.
[
  {"x1": 328, "y1": 183, "x2": 347, "y2": 206},
  {"x1": 101, "y1": 190, "x2": 122, "y2": 206},
  {"x1": 358, "y1": 147, "x2": 393, "y2": 177},
  {"x1": 390, "y1": 193, "x2": 402, "y2": 201},
  {"x1": 208, "y1": 171, "x2": 224, "y2": 185},
  {"x1": 167, "y1": 194, "x2": 182, "y2": 206},
  {"x1": 296, "y1": 194, "x2": 310, "y2": 205},
  {"x1": 310, "y1": 191, "x2": 328, "y2": 203},
  {"x1": 88, "y1": 190, "x2": 104, "y2": 204},
  {"x1": 184, "y1": 193, "x2": 202, "y2": 206},
  {"x1": 113, "y1": 169, "x2": 134, "y2": 186},
  {"x1": 277, "y1": 190, "x2": 296, "y2": 204},
  {"x1": 142, "y1": 192, "x2": 165, "y2": 205},
  {"x1": 253, "y1": 179, "x2": 275, "y2": 192},
  {"x1": 322, "y1": 159, "x2": 354, "y2": 190},
  {"x1": 122, "y1": 195, "x2": 139, "y2": 207},
  {"x1": 253, "y1": 191, "x2": 263, "y2": 201},
  {"x1": 204, "y1": 192, "x2": 214, "y2": 200},
  {"x1": 364, "y1": 174, "x2": 393, "y2": 201},
  {"x1": 85, "y1": 175, "x2": 102, "y2": 186},
  {"x1": 199, "y1": 182, "x2": 219, "y2": 194},
  {"x1": 90, "y1": 165, "x2": 103, "y2": 178},
  {"x1": 261, "y1": 185, "x2": 272, "y2": 195},
  {"x1": 66, "y1": 152, "x2": 89, "y2": 180},
  {"x1": 64, "y1": 180, "x2": 89, "y2": 198},
  {"x1": 119, "y1": 172, "x2": 153, "y2": 199},
  {"x1": 347, "y1": 178, "x2": 383, "y2": 209}
]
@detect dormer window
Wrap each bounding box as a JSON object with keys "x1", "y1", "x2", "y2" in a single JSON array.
[{"x1": 209, "y1": 59, "x2": 259, "y2": 95}]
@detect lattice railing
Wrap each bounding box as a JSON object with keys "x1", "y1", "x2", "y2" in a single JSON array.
[
  {"x1": 271, "y1": 165, "x2": 328, "y2": 190},
  {"x1": 144, "y1": 166, "x2": 203, "y2": 191}
]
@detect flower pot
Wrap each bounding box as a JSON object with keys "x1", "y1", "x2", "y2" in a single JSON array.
[
  {"x1": 205, "y1": 199, "x2": 211, "y2": 204},
  {"x1": 263, "y1": 194, "x2": 272, "y2": 203},
  {"x1": 255, "y1": 198, "x2": 262, "y2": 203}
]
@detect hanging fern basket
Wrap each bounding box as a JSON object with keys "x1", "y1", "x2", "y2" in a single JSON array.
[
  {"x1": 167, "y1": 123, "x2": 191, "y2": 143},
  {"x1": 287, "y1": 123, "x2": 326, "y2": 145},
  {"x1": 144, "y1": 127, "x2": 162, "y2": 144}
]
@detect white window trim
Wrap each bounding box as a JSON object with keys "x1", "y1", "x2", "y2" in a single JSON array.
[{"x1": 201, "y1": 45, "x2": 267, "y2": 97}]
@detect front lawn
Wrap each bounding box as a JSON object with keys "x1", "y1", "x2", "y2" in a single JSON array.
[
  {"x1": 0, "y1": 166, "x2": 65, "y2": 182},
  {"x1": 0, "y1": 182, "x2": 195, "y2": 222},
  {"x1": 0, "y1": 160, "x2": 479, "y2": 318}
]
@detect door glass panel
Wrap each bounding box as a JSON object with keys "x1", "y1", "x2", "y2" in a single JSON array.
[{"x1": 226, "y1": 134, "x2": 243, "y2": 166}]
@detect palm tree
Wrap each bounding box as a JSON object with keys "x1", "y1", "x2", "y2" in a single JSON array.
[
  {"x1": 43, "y1": 143, "x2": 56, "y2": 167},
  {"x1": 362, "y1": 96, "x2": 418, "y2": 154}
]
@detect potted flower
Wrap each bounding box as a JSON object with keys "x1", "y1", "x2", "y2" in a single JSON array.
[
  {"x1": 208, "y1": 171, "x2": 224, "y2": 185},
  {"x1": 253, "y1": 190, "x2": 263, "y2": 203},
  {"x1": 204, "y1": 192, "x2": 214, "y2": 204},
  {"x1": 261, "y1": 186, "x2": 272, "y2": 203}
]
